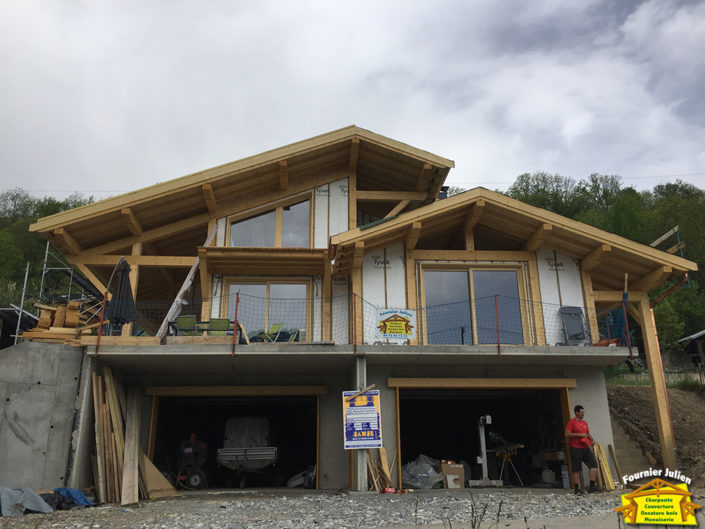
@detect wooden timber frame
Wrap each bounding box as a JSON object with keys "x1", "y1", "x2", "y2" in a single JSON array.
[
  {"x1": 144, "y1": 385, "x2": 327, "y2": 489},
  {"x1": 387, "y1": 377, "x2": 577, "y2": 489}
]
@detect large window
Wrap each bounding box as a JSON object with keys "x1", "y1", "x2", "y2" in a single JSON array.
[
  {"x1": 422, "y1": 267, "x2": 527, "y2": 345},
  {"x1": 229, "y1": 198, "x2": 310, "y2": 248},
  {"x1": 225, "y1": 280, "x2": 309, "y2": 340}
]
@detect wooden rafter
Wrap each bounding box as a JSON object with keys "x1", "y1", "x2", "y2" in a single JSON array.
[
  {"x1": 581, "y1": 244, "x2": 611, "y2": 271},
  {"x1": 406, "y1": 222, "x2": 422, "y2": 251},
  {"x1": 416, "y1": 163, "x2": 431, "y2": 191},
  {"x1": 74, "y1": 263, "x2": 110, "y2": 296},
  {"x1": 279, "y1": 160, "x2": 288, "y2": 191},
  {"x1": 349, "y1": 137, "x2": 360, "y2": 169},
  {"x1": 384, "y1": 200, "x2": 410, "y2": 219},
  {"x1": 633, "y1": 265, "x2": 673, "y2": 292},
  {"x1": 51, "y1": 227, "x2": 82, "y2": 255},
  {"x1": 523, "y1": 223, "x2": 552, "y2": 252},
  {"x1": 202, "y1": 184, "x2": 217, "y2": 214},
  {"x1": 67, "y1": 255, "x2": 197, "y2": 267},
  {"x1": 356, "y1": 191, "x2": 427, "y2": 202},
  {"x1": 121, "y1": 208, "x2": 143, "y2": 236}
]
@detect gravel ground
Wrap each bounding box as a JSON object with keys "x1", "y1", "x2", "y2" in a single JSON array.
[{"x1": 6, "y1": 487, "x2": 701, "y2": 529}]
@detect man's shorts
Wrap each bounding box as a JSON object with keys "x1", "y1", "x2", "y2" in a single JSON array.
[{"x1": 570, "y1": 446, "x2": 597, "y2": 470}]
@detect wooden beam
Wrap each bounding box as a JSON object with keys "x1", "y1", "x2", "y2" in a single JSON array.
[
  {"x1": 279, "y1": 160, "x2": 288, "y2": 191},
  {"x1": 409, "y1": 249, "x2": 533, "y2": 261},
  {"x1": 463, "y1": 200, "x2": 485, "y2": 251},
  {"x1": 581, "y1": 244, "x2": 611, "y2": 271},
  {"x1": 416, "y1": 163, "x2": 431, "y2": 191},
  {"x1": 86, "y1": 212, "x2": 212, "y2": 255},
  {"x1": 635, "y1": 295, "x2": 676, "y2": 469},
  {"x1": 198, "y1": 248, "x2": 212, "y2": 322},
  {"x1": 523, "y1": 223, "x2": 552, "y2": 252},
  {"x1": 581, "y1": 270, "x2": 599, "y2": 344},
  {"x1": 353, "y1": 241, "x2": 364, "y2": 270},
  {"x1": 387, "y1": 378, "x2": 577, "y2": 389},
  {"x1": 633, "y1": 265, "x2": 672, "y2": 292},
  {"x1": 356, "y1": 191, "x2": 427, "y2": 202},
  {"x1": 74, "y1": 263, "x2": 110, "y2": 295},
  {"x1": 593, "y1": 290, "x2": 646, "y2": 302},
  {"x1": 384, "y1": 199, "x2": 410, "y2": 219},
  {"x1": 68, "y1": 255, "x2": 197, "y2": 267},
  {"x1": 348, "y1": 169, "x2": 357, "y2": 229},
  {"x1": 52, "y1": 227, "x2": 82, "y2": 255},
  {"x1": 121, "y1": 242, "x2": 142, "y2": 336},
  {"x1": 145, "y1": 385, "x2": 328, "y2": 397},
  {"x1": 528, "y1": 255, "x2": 546, "y2": 346},
  {"x1": 406, "y1": 222, "x2": 421, "y2": 251},
  {"x1": 349, "y1": 137, "x2": 360, "y2": 169},
  {"x1": 405, "y1": 253, "x2": 417, "y2": 345},
  {"x1": 322, "y1": 251, "x2": 332, "y2": 341},
  {"x1": 202, "y1": 184, "x2": 217, "y2": 214},
  {"x1": 121, "y1": 208, "x2": 143, "y2": 236}
]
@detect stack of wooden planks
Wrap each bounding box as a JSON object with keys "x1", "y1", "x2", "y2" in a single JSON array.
[
  {"x1": 91, "y1": 365, "x2": 177, "y2": 504},
  {"x1": 21, "y1": 300, "x2": 105, "y2": 344},
  {"x1": 367, "y1": 447, "x2": 395, "y2": 492},
  {"x1": 591, "y1": 443, "x2": 615, "y2": 491}
]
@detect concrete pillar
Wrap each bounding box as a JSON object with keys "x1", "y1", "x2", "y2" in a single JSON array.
[{"x1": 353, "y1": 355, "x2": 367, "y2": 491}]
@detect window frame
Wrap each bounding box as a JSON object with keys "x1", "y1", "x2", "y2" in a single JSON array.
[
  {"x1": 418, "y1": 263, "x2": 531, "y2": 345},
  {"x1": 226, "y1": 192, "x2": 313, "y2": 248},
  {"x1": 221, "y1": 276, "x2": 313, "y2": 338}
]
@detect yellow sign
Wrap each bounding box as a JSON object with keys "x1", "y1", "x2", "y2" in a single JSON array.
[{"x1": 615, "y1": 478, "x2": 701, "y2": 525}]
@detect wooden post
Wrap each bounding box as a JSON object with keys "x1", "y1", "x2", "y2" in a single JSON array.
[
  {"x1": 322, "y1": 251, "x2": 332, "y2": 341},
  {"x1": 636, "y1": 294, "x2": 677, "y2": 469},
  {"x1": 122, "y1": 242, "x2": 142, "y2": 336}
]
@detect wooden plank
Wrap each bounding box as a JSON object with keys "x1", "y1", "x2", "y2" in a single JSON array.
[
  {"x1": 121, "y1": 386, "x2": 141, "y2": 505},
  {"x1": 103, "y1": 367, "x2": 125, "y2": 472},
  {"x1": 650, "y1": 225, "x2": 679, "y2": 247},
  {"x1": 378, "y1": 447, "x2": 392, "y2": 487},
  {"x1": 64, "y1": 307, "x2": 80, "y2": 328},
  {"x1": 51, "y1": 227, "x2": 82, "y2": 254},
  {"x1": 157, "y1": 224, "x2": 217, "y2": 338},
  {"x1": 54, "y1": 306, "x2": 67, "y2": 327},
  {"x1": 581, "y1": 270, "x2": 599, "y2": 344},
  {"x1": 91, "y1": 372, "x2": 107, "y2": 504},
  {"x1": 147, "y1": 396, "x2": 159, "y2": 461},
  {"x1": 396, "y1": 387, "x2": 402, "y2": 489},
  {"x1": 409, "y1": 249, "x2": 534, "y2": 262},
  {"x1": 609, "y1": 444, "x2": 623, "y2": 485},
  {"x1": 384, "y1": 199, "x2": 410, "y2": 219},
  {"x1": 523, "y1": 223, "x2": 552, "y2": 252},
  {"x1": 599, "y1": 444, "x2": 614, "y2": 490},
  {"x1": 405, "y1": 222, "x2": 421, "y2": 251},
  {"x1": 322, "y1": 252, "x2": 332, "y2": 341},
  {"x1": 279, "y1": 160, "x2": 288, "y2": 190},
  {"x1": 349, "y1": 137, "x2": 360, "y2": 169},
  {"x1": 145, "y1": 385, "x2": 328, "y2": 397},
  {"x1": 101, "y1": 399, "x2": 114, "y2": 502},
  {"x1": 581, "y1": 244, "x2": 611, "y2": 271},
  {"x1": 633, "y1": 265, "x2": 672, "y2": 292},
  {"x1": 348, "y1": 169, "x2": 357, "y2": 229},
  {"x1": 139, "y1": 451, "x2": 178, "y2": 498},
  {"x1": 80, "y1": 336, "x2": 161, "y2": 346},
  {"x1": 592, "y1": 445, "x2": 604, "y2": 490},
  {"x1": 121, "y1": 208, "x2": 143, "y2": 236},
  {"x1": 416, "y1": 163, "x2": 431, "y2": 191},
  {"x1": 68, "y1": 255, "x2": 197, "y2": 267},
  {"x1": 387, "y1": 377, "x2": 577, "y2": 389},
  {"x1": 202, "y1": 183, "x2": 217, "y2": 213},
  {"x1": 528, "y1": 255, "x2": 546, "y2": 346},
  {"x1": 463, "y1": 200, "x2": 485, "y2": 251}
]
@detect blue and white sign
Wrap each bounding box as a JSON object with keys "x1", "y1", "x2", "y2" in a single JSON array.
[{"x1": 342, "y1": 390, "x2": 383, "y2": 449}]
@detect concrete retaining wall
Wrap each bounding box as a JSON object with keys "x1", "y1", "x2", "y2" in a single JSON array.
[{"x1": 0, "y1": 342, "x2": 84, "y2": 489}]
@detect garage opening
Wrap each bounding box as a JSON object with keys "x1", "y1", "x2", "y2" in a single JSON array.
[
  {"x1": 399, "y1": 388, "x2": 569, "y2": 488},
  {"x1": 152, "y1": 396, "x2": 317, "y2": 488}
]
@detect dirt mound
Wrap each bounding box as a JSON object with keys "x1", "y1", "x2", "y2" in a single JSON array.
[{"x1": 607, "y1": 386, "x2": 705, "y2": 487}]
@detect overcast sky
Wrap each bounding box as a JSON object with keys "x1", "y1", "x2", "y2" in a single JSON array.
[{"x1": 1, "y1": 0, "x2": 704, "y2": 201}]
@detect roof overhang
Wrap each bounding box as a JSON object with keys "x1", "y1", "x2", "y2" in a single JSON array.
[{"x1": 329, "y1": 187, "x2": 698, "y2": 292}]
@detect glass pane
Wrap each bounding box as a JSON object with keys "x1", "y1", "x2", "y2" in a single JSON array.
[
  {"x1": 281, "y1": 201, "x2": 310, "y2": 247},
  {"x1": 230, "y1": 210, "x2": 275, "y2": 247},
  {"x1": 228, "y1": 284, "x2": 266, "y2": 334},
  {"x1": 268, "y1": 283, "x2": 307, "y2": 335},
  {"x1": 473, "y1": 270, "x2": 524, "y2": 344},
  {"x1": 423, "y1": 270, "x2": 472, "y2": 345}
]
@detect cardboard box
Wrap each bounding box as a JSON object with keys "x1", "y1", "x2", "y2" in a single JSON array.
[{"x1": 441, "y1": 462, "x2": 465, "y2": 489}]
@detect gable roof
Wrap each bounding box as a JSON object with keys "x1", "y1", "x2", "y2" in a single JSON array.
[
  {"x1": 29, "y1": 126, "x2": 454, "y2": 255},
  {"x1": 329, "y1": 187, "x2": 697, "y2": 292}
]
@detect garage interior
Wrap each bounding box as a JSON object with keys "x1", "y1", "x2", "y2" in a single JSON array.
[
  {"x1": 151, "y1": 396, "x2": 318, "y2": 488},
  {"x1": 399, "y1": 388, "x2": 568, "y2": 487}
]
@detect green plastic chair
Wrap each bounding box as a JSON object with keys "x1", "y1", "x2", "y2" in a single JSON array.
[
  {"x1": 208, "y1": 318, "x2": 230, "y2": 336},
  {"x1": 263, "y1": 322, "x2": 283, "y2": 342},
  {"x1": 175, "y1": 315, "x2": 199, "y2": 336}
]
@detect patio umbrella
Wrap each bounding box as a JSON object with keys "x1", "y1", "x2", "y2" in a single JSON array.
[{"x1": 105, "y1": 258, "x2": 136, "y2": 325}]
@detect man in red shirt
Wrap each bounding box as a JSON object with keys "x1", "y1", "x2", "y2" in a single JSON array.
[{"x1": 566, "y1": 405, "x2": 600, "y2": 494}]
